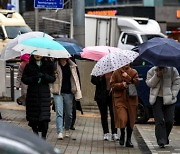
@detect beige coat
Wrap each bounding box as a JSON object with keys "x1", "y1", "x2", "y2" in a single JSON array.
[
  {"x1": 50, "y1": 59, "x2": 82, "y2": 100},
  {"x1": 146, "y1": 67, "x2": 180, "y2": 105},
  {"x1": 110, "y1": 66, "x2": 139, "y2": 129}
]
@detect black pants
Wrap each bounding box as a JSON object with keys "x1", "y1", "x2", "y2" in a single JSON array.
[
  {"x1": 96, "y1": 91, "x2": 117, "y2": 134},
  {"x1": 71, "y1": 98, "x2": 77, "y2": 127},
  {"x1": 30, "y1": 121, "x2": 49, "y2": 139},
  {"x1": 153, "y1": 96, "x2": 175, "y2": 145}
]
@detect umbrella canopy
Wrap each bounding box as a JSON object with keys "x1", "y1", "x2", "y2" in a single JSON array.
[
  {"x1": 55, "y1": 37, "x2": 84, "y2": 48},
  {"x1": 0, "y1": 122, "x2": 60, "y2": 154},
  {"x1": 91, "y1": 50, "x2": 139, "y2": 76},
  {"x1": 13, "y1": 37, "x2": 71, "y2": 58},
  {"x1": 138, "y1": 37, "x2": 180, "y2": 67},
  {"x1": 81, "y1": 46, "x2": 121, "y2": 61},
  {"x1": 55, "y1": 40, "x2": 82, "y2": 55},
  {"x1": 0, "y1": 31, "x2": 53, "y2": 61}
]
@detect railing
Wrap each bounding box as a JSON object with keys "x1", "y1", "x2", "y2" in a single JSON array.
[{"x1": 6, "y1": 63, "x2": 19, "y2": 101}]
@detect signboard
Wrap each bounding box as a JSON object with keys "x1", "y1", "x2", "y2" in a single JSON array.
[
  {"x1": 34, "y1": 0, "x2": 64, "y2": 9},
  {"x1": 177, "y1": 10, "x2": 180, "y2": 18},
  {"x1": 87, "y1": 10, "x2": 117, "y2": 16}
]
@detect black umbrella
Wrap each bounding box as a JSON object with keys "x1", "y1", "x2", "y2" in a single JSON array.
[{"x1": 138, "y1": 37, "x2": 180, "y2": 67}]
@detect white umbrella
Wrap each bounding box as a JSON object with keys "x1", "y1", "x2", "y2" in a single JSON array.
[
  {"x1": 0, "y1": 31, "x2": 53, "y2": 61},
  {"x1": 13, "y1": 37, "x2": 71, "y2": 58},
  {"x1": 91, "y1": 50, "x2": 139, "y2": 76}
]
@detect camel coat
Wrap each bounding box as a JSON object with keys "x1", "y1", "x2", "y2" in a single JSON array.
[{"x1": 110, "y1": 67, "x2": 139, "y2": 129}]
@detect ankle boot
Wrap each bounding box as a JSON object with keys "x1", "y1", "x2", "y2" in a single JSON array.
[
  {"x1": 126, "y1": 126, "x2": 134, "y2": 147},
  {"x1": 119, "y1": 128, "x2": 125, "y2": 145}
]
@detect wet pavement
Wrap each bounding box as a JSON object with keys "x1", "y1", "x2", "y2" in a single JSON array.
[{"x1": 1, "y1": 101, "x2": 180, "y2": 154}]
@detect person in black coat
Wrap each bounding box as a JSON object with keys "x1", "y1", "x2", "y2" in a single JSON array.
[
  {"x1": 91, "y1": 73, "x2": 118, "y2": 141},
  {"x1": 21, "y1": 55, "x2": 56, "y2": 139}
]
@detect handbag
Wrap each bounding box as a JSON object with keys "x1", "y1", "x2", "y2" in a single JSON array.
[{"x1": 127, "y1": 83, "x2": 137, "y2": 96}]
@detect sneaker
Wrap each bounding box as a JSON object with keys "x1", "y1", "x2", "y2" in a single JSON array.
[
  {"x1": 58, "y1": 132, "x2": 63, "y2": 140},
  {"x1": 112, "y1": 133, "x2": 119, "y2": 141},
  {"x1": 103, "y1": 133, "x2": 110, "y2": 141},
  {"x1": 65, "y1": 130, "x2": 70, "y2": 137}
]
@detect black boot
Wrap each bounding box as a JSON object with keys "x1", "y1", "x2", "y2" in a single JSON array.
[
  {"x1": 119, "y1": 128, "x2": 125, "y2": 145},
  {"x1": 126, "y1": 126, "x2": 134, "y2": 148}
]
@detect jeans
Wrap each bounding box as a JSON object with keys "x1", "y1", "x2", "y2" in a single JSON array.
[{"x1": 53, "y1": 93, "x2": 73, "y2": 133}]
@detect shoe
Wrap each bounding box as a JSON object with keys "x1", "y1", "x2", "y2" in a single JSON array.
[
  {"x1": 16, "y1": 98, "x2": 22, "y2": 105},
  {"x1": 112, "y1": 133, "x2": 119, "y2": 141},
  {"x1": 103, "y1": 133, "x2": 110, "y2": 141},
  {"x1": 65, "y1": 130, "x2": 70, "y2": 137},
  {"x1": 58, "y1": 132, "x2": 63, "y2": 140},
  {"x1": 126, "y1": 139, "x2": 134, "y2": 147},
  {"x1": 159, "y1": 144, "x2": 165, "y2": 148},
  {"x1": 70, "y1": 126, "x2": 75, "y2": 130}
]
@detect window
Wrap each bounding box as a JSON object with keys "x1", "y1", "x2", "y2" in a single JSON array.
[
  {"x1": 141, "y1": 34, "x2": 164, "y2": 42},
  {"x1": 121, "y1": 33, "x2": 127, "y2": 44},
  {"x1": 5, "y1": 26, "x2": 32, "y2": 39},
  {"x1": 126, "y1": 34, "x2": 139, "y2": 46}
]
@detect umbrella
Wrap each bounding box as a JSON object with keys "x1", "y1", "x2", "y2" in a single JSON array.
[
  {"x1": 0, "y1": 31, "x2": 53, "y2": 61},
  {"x1": 138, "y1": 37, "x2": 180, "y2": 67},
  {"x1": 81, "y1": 46, "x2": 121, "y2": 61},
  {"x1": 55, "y1": 37, "x2": 84, "y2": 48},
  {"x1": 13, "y1": 37, "x2": 71, "y2": 58},
  {"x1": 0, "y1": 122, "x2": 60, "y2": 154},
  {"x1": 91, "y1": 50, "x2": 139, "y2": 76},
  {"x1": 55, "y1": 40, "x2": 82, "y2": 55}
]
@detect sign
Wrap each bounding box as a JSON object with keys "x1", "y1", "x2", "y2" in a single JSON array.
[
  {"x1": 87, "y1": 10, "x2": 117, "y2": 16},
  {"x1": 177, "y1": 10, "x2": 180, "y2": 18},
  {"x1": 34, "y1": 0, "x2": 64, "y2": 9}
]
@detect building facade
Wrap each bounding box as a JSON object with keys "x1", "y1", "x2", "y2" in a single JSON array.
[{"x1": 85, "y1": 0, "x2": 180, "y2": 41}]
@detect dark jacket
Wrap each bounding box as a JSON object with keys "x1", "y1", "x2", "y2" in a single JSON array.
[
  {"x1": 21, "y1": 56, "x2": 56, "y2": 122},
  {"x1": 91, "y1": 75, "x2": 109, "y2": 102}
]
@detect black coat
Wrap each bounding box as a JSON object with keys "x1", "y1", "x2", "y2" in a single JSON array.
[
  {"x1": 91, "y1": 75, "x2": 109, "y2": 102},
  {"x1": 21, "y1": 57, "x2": 56, "y2": 122}
]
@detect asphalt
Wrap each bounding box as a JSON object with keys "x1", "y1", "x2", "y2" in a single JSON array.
[{"x1": 2, "y1": 101, "x2": 180, "y2": 154}]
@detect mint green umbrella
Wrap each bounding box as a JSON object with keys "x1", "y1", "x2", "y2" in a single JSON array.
[{"x1": 13, "y1": 37, "x2": 71, "y2": 58}]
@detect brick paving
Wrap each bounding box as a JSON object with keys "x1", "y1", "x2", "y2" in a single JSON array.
[
  {"x1": 0, "y1": 101, "x2": 143, "y2": 154},
  {"x1": 136, "y1": 123, "x2": 180, "y2": 154}
]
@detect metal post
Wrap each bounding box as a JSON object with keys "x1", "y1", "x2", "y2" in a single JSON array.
[
  {"x1": 10, "y1": 67, "x2": 15, "y2": 101},
  {"x1": 35, "y1": 8, "x2": 39, "y2": 31},
  {"x1": 0, "y1": 60, "x2": 6, "y2": 97},
  {"x1": 72, "y1": 0, "x2": 85, "y2": 46}
]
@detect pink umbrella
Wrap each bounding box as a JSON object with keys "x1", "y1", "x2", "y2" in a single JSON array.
[{"x1": 81, "y1": 46, "x2": 120, "y2": 61}]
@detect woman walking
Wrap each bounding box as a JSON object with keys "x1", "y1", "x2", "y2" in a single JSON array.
[
  {"x1": 21, "y1": 55, "x2": 56, "y2": 139},
  {"x1": 91, "y1": 72, "x2": 119, "y2": 141},
  {"x1": 146, "y1": 66, "x2": 180, "y2": 148},
  {"x1": 16, "y1": 54, "x2": 30, "y2": 106},
  {"x1": 110, "y1": 64, "x2": 139, "y2": 147},
  {"x1": 50, "y1": 58, "x2": 82, "y2": 140}
]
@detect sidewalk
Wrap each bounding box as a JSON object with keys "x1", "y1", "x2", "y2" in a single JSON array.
[{"x1": 0, "y1": 101, "x2": 144, "y2": 154}]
